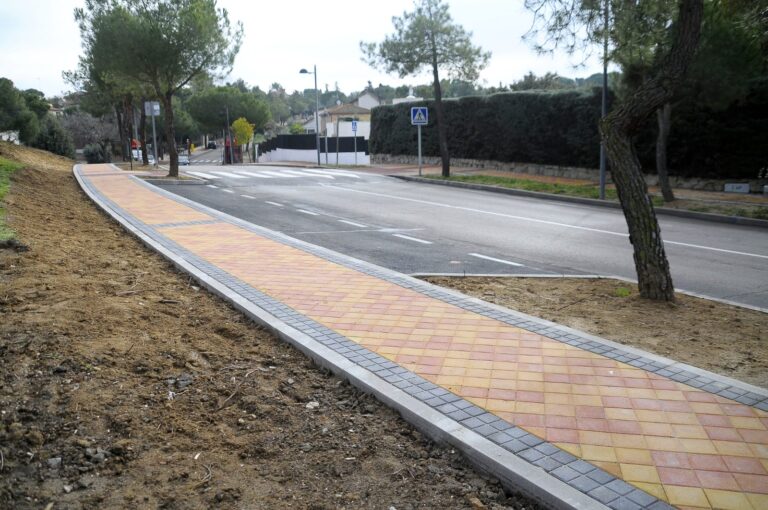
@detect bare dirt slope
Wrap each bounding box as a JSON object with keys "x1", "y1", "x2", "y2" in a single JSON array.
[{"x1": 0, "y1": 145, "x2": 531, "y2": 510}]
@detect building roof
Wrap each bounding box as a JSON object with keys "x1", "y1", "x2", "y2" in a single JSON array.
[{"x1": 324, "y1": 103, "x2": 370, "y2": 116}]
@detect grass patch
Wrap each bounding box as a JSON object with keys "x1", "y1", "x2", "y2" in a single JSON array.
[
  {"x1": 687, "y1": 204, "x2": 768, "y2": 220},
  {"x1": 614, "y1": 286, "x2": 632, "y2": 298},
  {"x1": 426, "y1": 174, "x2": 619, "y2": 200},
  {"x1": 0, "y1": 157, "x2": 24, "y2": 241}
]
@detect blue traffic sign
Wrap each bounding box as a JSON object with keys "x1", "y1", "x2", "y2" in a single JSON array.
[
  {"x1": 351, "y1": 120, "x2": 358, "y2": 132},
  {"x1": 411, "y1": 107, "x2": 428, "y2": 126}
]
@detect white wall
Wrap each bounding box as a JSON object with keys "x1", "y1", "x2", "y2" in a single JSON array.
[
  {"x1": 326, "y1": 121, "x2": 370, "y2": 139},
  {"x1": 260, "y1": 148, "x2": 369, "y2": 166}
]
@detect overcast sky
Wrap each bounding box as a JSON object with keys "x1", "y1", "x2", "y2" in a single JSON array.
[{"x1": 0, "y1": 0, "x2": 605, "y2": 98}]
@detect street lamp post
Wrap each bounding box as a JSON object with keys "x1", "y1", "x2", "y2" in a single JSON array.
[{"x1": 300, "y1": 66, "x2": 321, "y2": 166}]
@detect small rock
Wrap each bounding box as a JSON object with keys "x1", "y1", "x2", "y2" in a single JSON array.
[
  {"x1": 53, "y1": 365, "x2": 68, "y2": 374},
  {"x1": 25, "y1": 429, "x2": 44, "y2": 446},
  {"x1": 92, "y1": 452, "x2": 106, "y2": 463},
  {"x1": 63, "y1": 485, "x2": 73, "y2": 494},
  {"x1": 305, "y1": 401, "x2": 320, "y2": 410},
  {"x1": 467, "y1": 495, "x2": 487, "y2": 510},
  {"x1": 47, "y1": 457, "x2": 62, "y2": 469},
  {"x1": 74, "y1": 438, "x2": 91, "y2": 448},
  {"x1": 286, "y1": 378, "x2": 295, "y2": 385},
  {"x1": 299, "y1": 443, "x2": 312, "y2": 452}
]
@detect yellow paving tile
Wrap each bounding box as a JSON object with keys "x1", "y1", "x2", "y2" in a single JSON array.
[
  {"x1": 621, "y1": 463, "x2": 661, "y2": 484},
  {"x1": 581, "y1": 445, "x2": 618, "y2": 462},
  {"x1": 665, "y1": 486, "x2": 710, "y2": 508},
  {"x1": 703, "y1": 489, "x2": 753, "y2": 510},
  {"x1": 616, "y1": 448, "x2": 654, "y2": 465}
]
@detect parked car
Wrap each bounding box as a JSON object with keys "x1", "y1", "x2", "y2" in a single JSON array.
[
  {"x1": 178, "y1": 154, "x2": 189, "y2": 165},
  {"x1": 207, "y1": 141, "x2": 217, "y2": 149}
]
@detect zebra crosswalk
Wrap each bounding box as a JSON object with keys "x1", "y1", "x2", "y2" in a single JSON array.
[{"x1": 184, "y1": 168, "x2": 360, "y2": 181}]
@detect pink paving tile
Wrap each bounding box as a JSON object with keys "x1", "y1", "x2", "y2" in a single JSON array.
[
  {"x1": 685, "y1": 391, "x2": 719, "y2": 403},
  {"x1": 544, "y1": 373, "x2": 570, "y2": 383},
  {"x1": 650, "y1": 379, "x2": 679, "y2": 390},
  {"x1": 658, "y1": 466, "x2": 700, "y2": 486},
  {"x1": 722, "y1": 456, "x2": 768, "y2": 475},
  {"x1": 609, "y1": 420, "x2": 643, "y2": 435},
  {"x1": 487, "y1": 389, "x2": 516, "y2": 400},
  {"x1": 576, "y1": 418, "x2": 610, "y2": 432},
  {"x1": 705, "y1": 426, "x2": 743, "y2": 442},
  {"x1": 734, "y1": 473, "x2": 768, "y2": 494},
  {"x1": 603, "y1": 396, "x2": 632, "y2": 408},
  {"x1": 694, "y1": 470, "x2": 740, "y2": 491},
  {"x1": 546, "y1": 428, "x2": 580, "y2": 443},
  {"x1": 652, "y1": 451, "x2": 691, "y2": 468},
  {"x1": 517, "y1": 391, "x2": 545, "y2": 403},
  {"x1": 661, "y1": 400, "x2": 694, "y2": 413},
  {"x1": 688, "y1": 454, "x2": 728, "y2": 471},
  {"x1": 513, "y1": 414, "x2": 546, "y2": 428},
  {"x1": 546, "y1": 415, "x2": 578, "y2": 429},
  {"x1": 461, "y1": 386, "x2": 489, "y2": 398},
  {"x1": 740, "y1": 429, "x2": 768, "y2": 444},
  {"x1": 632, "y1": 398, "x2": 664, "y2": 411},
  {"x1": 576, "y1": 406, "x2": 606, "y2": 419},
  {"x1": 721, "y1": 404, "x2": 758, "y2": 417},
  {"x1": 697, "y1": 414, "x2": 732, "y2": 427}
]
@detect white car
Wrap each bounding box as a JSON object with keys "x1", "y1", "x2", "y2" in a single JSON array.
[{"x1": 178, "y1": 154, "x2": 189, "y2": 165}]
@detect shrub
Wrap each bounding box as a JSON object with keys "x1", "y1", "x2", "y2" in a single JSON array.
[
  {"x1": 32, "y1": 115, "x2": 75, "y2": 158},
  {"x1": 83, "y1": 143, "x2": 110, "y2": 164}
]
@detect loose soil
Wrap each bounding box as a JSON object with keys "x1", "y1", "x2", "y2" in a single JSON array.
[{"x1": 1, "y1": 143, "x2": 766, "y2": 509}]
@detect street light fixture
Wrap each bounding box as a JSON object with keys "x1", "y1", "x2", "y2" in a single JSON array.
[{"x1": 300, "y1": 66, "x2": 321, "y2": 166}]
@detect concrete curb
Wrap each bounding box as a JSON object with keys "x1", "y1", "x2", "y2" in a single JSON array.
[
  {"x1": 394, "y1": 175, "x2": 768, "y2": 229},
  {"x1": 73, "y1": 164, "x2": 612, "y2": 510}
]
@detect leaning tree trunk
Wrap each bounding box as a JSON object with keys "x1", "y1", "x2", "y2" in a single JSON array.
[
  {"x1": 431, "y1": 56, "x2": 450, "y2": 177},
  {"x1": 600, "y1": 0, "x2": 703, "y2": 302},
  {"x1": 656, "y1": 102, "x2": 675, "y2": 202},
  {"x1": 114, "y1": 105, "x2": 126, "y2": 162},
  {"x1": 160, "y1": 92, "x2": 178, "y2": 177}
]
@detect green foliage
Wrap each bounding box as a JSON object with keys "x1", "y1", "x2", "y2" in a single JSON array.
[
  {"x1": 0, "y1": 78, "x2": 39, "y2": 143},
  {"x1": 186, "y1": 86, "x2": 270, "y2": 134},
  {"x1": 83, "y1": 143, "x2": 110, "y2": 164},
  {"x1": 0, "y1": 157, "x2": 24, "y2": 241},
  {"x1": 289, "y1": 122, "x2": 305, "y2": 135},
  {"x1": 361, "y1": 0, "x2": 490, "y2": 81},
  {"x1": 231, "y1": 117, "x2": 254, "y2": 145},
  {"x1": 614, "y1": 286, "x2": 632, "y2": 297},
  {"x1": 32, "y1": 115, "x2": 75, "y2": 158},
  {"x1": 371, "y1": 88, "x2": 605, "y2": 167}
]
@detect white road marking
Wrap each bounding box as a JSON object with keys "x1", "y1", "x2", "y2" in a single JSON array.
[
  {"x1": 221, "y1": 189, "x2": 234, "y2": 194},
  {"x1": 338, "y1": 219, "x2": 368, "y2": 228},
  {"x1": 393, "y1": 234, "x2": 432, "y2": 244},
  {"x1": 298, "y1": 209, "x2": 319, "y2": 216},
  {"x1": 188, "y1": 171, "x2": 220, "y2": 179},
  {"x1": 233, "y1": 171, "x2": 273, "y2": 178},
  {"x1": 329, "y1": 187, "x2": 768, "y2": 260},
  {"x1": 261, "y1": 171, "x2": 299, "y2": 178},
  {"x1": 240, "y1": 194, "x2": 256, "y2": 199},
  {"x1": 265, "y1": 201, "x2": 284, "y2": 207},
  {"x1": 212, "y1": 171, "x2": 247, "y2": 179},
  {"x1": 468, "y1": 253, "x2": 524, "y2": 267},
  {"x1": 303, "y1": 169, "x2": 360, "y2": 178},
  {"x1": 283, "y1": 169, "x2": 334, "y2": 179},
  {"x1": 206, "y1": 184, "x2": 218, "y2": 189}
]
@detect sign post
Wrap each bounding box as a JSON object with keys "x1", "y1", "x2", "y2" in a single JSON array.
[
  {"x1": 410, "y1": 107, "x2": 428, "y2": 176},
  {"x1": 351, "y1": 119, "x2": 358, "y2": 166},
  {"x1": 144, "y1": 101, "x2": 161, "y2": 168}
]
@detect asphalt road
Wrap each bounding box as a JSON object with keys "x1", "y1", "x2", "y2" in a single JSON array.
[{"x1": 153, "y1": 164, "x2": 768, "y2": 309}]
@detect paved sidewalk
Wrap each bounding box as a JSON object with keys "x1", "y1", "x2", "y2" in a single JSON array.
[{"x1": 75, "y1": 164, "x2": 768, "y2": 510}]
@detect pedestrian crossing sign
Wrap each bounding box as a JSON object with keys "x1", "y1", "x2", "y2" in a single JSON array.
[{"x1": 410, "y1": 107, "x2": 428, "y2": 126}]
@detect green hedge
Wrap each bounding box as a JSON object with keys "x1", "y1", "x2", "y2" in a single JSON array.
[
  {"x1": 370, "y1": 89, "x2": 604, "y2": 168},
  {"x1": 371, "y1": 83, "x2": 768, "y2": 180}
]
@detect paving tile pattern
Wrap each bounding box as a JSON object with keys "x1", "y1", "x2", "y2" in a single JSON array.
[{"x1": 76, "y1": 165, "x2": 768, "y2": 510}]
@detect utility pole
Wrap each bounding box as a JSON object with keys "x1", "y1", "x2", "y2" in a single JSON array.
[
  {"x1": 599, "y1": 0, "x2": 609, "y2": 200},
  {"x1": 225, "y1": 105, "x2": 234, "y2": 165}
]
